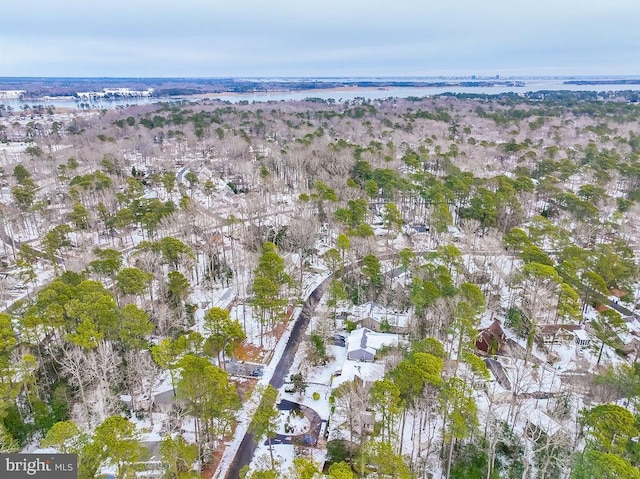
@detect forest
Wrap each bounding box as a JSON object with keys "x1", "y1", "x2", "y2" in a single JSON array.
[{"x1": 0, "y1": 90, "x2": 639, "y2": 478}]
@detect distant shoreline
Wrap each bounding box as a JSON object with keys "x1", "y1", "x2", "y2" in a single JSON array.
[
  {"x1": 0, "y1": 78, "x2": 528, "y2": 101},
  {"x1": 3, "y1": 75, "x2": 640, "y2": 104},
  {"x1": 3, "y1": 78, "x2": 640, "y2": 110},
  {"x1": 563, "y1": 79, "x2": 640, "y2": 85},
  {"x1": 189, "y1": 85, "x2": 392, "y2": 98}
]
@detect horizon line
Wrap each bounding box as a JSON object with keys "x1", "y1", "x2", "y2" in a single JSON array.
[{"x1": 1, "y1": 74, "x2": 640, "y2": 80}]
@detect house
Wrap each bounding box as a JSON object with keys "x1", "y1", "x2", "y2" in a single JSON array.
[
  {"x1": 211, "y1": 287, "x2": 236, "y2": 311},
  {"x1": 526, "y1": 409, "x2": 567, "y2": 440},
  {"x1": 402, "y1": 224, "x2": 430, "y2": 236},
  {"x1": 623, "y1": 337, "x2": 640, "y2": 362},
  {"x1": 539, "y1": 324, "x2": 582, "y2": 345},
  {"x1": 361, "y1": 411, "x2": 375, "y2": 432},
  {"x1": 77, "y1": 88, "x2": 153, "y2": 99},
  {"x1": 476, "y1": 320, "x2": 507, "y2": 354},
  {"x1": 623, "y1": 315, "x2": 640, "y2": 335},
  {"x1": 327, "y1": 374, "x2": 380, "y2": 447},
  {"x1": 573, "y1": 328, "x2": 590, "y2": 347},
  {"x1": 347, "y1": 328, "x2": 377, "y2": 361},
  {"x1": 519, "y1": 288, "x2": 560, "y2": 325},
  {"x1": 0, "y1": 90, "x2": 25, "y2": 99},
  {"x1": 344, "y1": 327, "x2": 403, "y2": 363},
  {"x1": 354, "y1": 301, "x2": 409, "y2": 334}
]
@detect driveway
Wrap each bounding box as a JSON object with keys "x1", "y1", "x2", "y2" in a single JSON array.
[
  {"x1": 484, "y1": 358, "x2": 512, "y2": 390},
  {"x1": 270, "y1": 399, "x2": 322, "y2": 446},
  {"x1": 225, "y1": 360, "x2": 264, "y2": 378}
]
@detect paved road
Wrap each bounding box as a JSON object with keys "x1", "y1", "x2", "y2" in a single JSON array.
[
  {"x1": 0, "y1": 225, "x2": 63, "y2": 264},
  {"x1": 224, "y1": 277, "x2": 330, "y2": 479}
]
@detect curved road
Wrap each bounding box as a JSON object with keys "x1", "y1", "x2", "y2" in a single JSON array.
[
  {"x1": 225, "y1": 277, "x2": 331, "y2": 479},
  {"x1": 0, "y1": 225, "x2": 64, "y2": 264}
]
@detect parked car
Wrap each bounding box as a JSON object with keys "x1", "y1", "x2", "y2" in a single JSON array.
[
  {"x1": 250, "y1": 368, "x2": 264, "y2": 377},
  {"x1": 332, "y1": 334, "x2": 346, "y2": 346}
]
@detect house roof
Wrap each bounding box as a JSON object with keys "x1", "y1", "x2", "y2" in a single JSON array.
[
  {"x1": 347, "y1": 328, "x2": 376, "y2": 356},
  {"x1": 346, "y1": 328, "x2": 400, "y2": 356},
  {"x1": 356, "y1": 302, "x2": 410, "y2": 328},
  {"x1": 332, "y1": 360, "x2": 385, "y2": 388},
  {"x1": 539, "y1": 324, "x2": 582, "y2": 335},
  {"x1": 624, "y1": 317, "x2": 640, "y2": 335},
  {"x1": 573, "y1": 329, "x2": 590, "y2": 341},
  {"x1": 358, "y1": 301, "x2": 387, "y2": 315},
  {"x1": 483, "y1": 320, "x2": 506, "y2": 339},
  {"x1": 211, "y1": 287, "x2": 236, "y2": 310},
  {"x1": 416, "y1": 225, "x2": 430, "y2": 232},
  {"x1": 528, "y1": 409, "x2": 564, "y2": 437},
  {"x1": 476, "y1": 320, "x2": 507, "y2": 353}
]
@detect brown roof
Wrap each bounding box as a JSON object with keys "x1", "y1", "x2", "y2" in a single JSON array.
[
  {"x1": 482, "y1": 320, "x2": 506, "y2": 339},
  {"x1": 476, "y1": 320, "x2": 507, "y2": 353},
  {"x1": 539, "y1": 324, "x2": 582, "y2": 335}
]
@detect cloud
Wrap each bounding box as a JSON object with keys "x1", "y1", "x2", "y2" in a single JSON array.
[{"x1": 1, "y1": 0, "x2": 639, "y2": 76}]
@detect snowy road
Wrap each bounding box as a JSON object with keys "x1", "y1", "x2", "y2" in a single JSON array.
[{"x1": 223, "y1": 277, "x2": 330, "y2": 479}]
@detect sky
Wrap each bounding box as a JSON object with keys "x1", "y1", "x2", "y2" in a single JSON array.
[{"x1": 1, "y1": 0, "x2": 639, "y2": 78}]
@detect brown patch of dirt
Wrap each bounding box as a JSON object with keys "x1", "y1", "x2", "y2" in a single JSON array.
[
  {"x1": 233, "y1": 377, "x2": 258, "y2": 401},
  {"x1": 262, "y1": 320, "x2": 290, "y2": 363},
  {"x1": 201, "y1": 446, "x2": 224, "y2": 479},
  {"x1": 235, "y1": 341, "x2": 265, "y2": 362},
  {"x1": 233, "y1": 305, "x2": 295, "y2": 365},
  {"x1": 269, "y1": 319, "x2": 289, "y2": 340},
  {"x1": 285, "y1": 304, "x2": 295, "y2": 320}
]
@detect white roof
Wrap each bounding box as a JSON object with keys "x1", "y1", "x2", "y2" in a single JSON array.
[
  {"x1": 573, "y1": 329, "x2": 589, "y2": 341},
  {"x1": 365, "y1": 331, "x2": 401, "y2": 350},
  {"x1": 346, "y1": 327, "x2": 401, "y2": 355},
  {"x1": 211, "y1": 287, "x2": 236, "y2": 309},
  {"x1": 347, "y1": 328, "x2": 376, "y2": 355},
  {"x1": 333, "y1": 360, "x2": 386, "y2": 388},
  {"x1": 356, "y1": 302, "x2": 410, "y2": 328},
  {"x1": 625, "y1": 318, "x2": 640, "y2": 334},
  {"x1": 358, "y1": 301, "x2": 386, "y2": 315},
  {"x1": 528, "y1": 409, "x2": 563, "y2": 436}
]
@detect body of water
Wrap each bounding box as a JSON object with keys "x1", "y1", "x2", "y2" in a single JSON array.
[{"x1": 2, "y1": 79, "x2": 639, "y2": 110}]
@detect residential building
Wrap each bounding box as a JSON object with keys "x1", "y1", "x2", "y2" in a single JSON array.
[
  {"x1": 476, "y1": 320, "x2": 507, "y2": 354},
  {"x1": 539, "y1": 324, "x2": 582, "y2": 345},
  {"x1": 347, "y1": 328, "x2": 376, "y2": 361},
  {"x1": 353, "y1": 301, "x2": 409, "y2": 334}
]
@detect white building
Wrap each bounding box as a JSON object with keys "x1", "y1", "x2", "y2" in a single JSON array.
[
  {"x1": 0, "y1": 90, "x2": 25, "y2": 99},
  {"x1": 347, "y1": 328, "x2": 377, "y2": 361},
  {"x1": 76, "y1": 88, "x2": 154, "y2": 99},
  {"x1": 346, "y1": 327, "x2": 402, "y2": 361}
]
